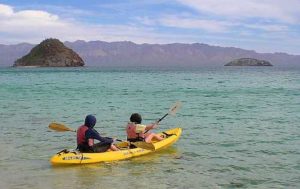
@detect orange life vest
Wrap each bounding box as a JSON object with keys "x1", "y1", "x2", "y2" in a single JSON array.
[{"x1": 126, "y1": 122, "x2": 145, "y2": 140}]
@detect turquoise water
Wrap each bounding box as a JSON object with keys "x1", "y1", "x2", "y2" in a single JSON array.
[{"x1": 0, "y1": 66, "x2": 299, "y2": 188}]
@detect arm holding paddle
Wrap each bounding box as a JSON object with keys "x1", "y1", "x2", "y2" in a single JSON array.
[
  {"x1": 127, "y1": 114, "x2": 164, "y2": 143},
  {"x1": 144, "y1": 101, "x2": 182, "y2": 134},
  {"x1": 144, "y1": 121, "x2": 159, "y2": 132},
  {"x1": 126, "y1": 101, "x2": 182, "y2": 143}
]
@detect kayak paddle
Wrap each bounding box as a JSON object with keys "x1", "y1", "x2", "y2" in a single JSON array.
[
  {"x1": 49, "y1": 122, "x2": 76, "y2": 132},
  {"x1": 157, "y1": 101, "x2": 182, "y2": 123},
  {"x1": 48, "y1": 122, "x2": 155, "y2": 150}
]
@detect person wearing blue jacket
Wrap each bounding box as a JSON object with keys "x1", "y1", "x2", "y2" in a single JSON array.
[{"x1": 77, "y1": 114, "x2": 119, "y2": 152}]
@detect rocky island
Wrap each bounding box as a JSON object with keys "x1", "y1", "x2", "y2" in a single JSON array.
[
  {"x1": 225, "y1": 58, "x2": 272, "y2": 66},
  {"x1": 13, "y1": 38, "x2": 84, "y2": 67}
]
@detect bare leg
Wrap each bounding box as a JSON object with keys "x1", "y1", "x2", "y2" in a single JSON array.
[
  {"x1": 145, "y1": 133, "x2": 164, "y2": 143},
  {"x1": 110, "y1": 144, "x2": 120, "y2": 151}
]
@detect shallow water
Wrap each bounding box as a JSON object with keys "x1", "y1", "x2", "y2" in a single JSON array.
[{"x1": 0, "y1": 66, "x2": 299, "y2": 188}]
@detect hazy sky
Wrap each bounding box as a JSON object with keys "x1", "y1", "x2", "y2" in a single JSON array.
[{"x1": 0, "y1": 0, "x2": 300, "y2": 54}]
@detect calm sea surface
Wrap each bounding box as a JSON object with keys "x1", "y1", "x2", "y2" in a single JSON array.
[{"x1": 0, "y1": 66, "x2": 299, "y2": 189}]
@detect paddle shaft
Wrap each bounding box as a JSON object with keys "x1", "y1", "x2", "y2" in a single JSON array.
[
  {"x1": 158, "y1": 113, "x2": 168, "y2": 123},
  {"x1": 112, "y1": 138, "x2": 123, "y2": 142},
  {"x1": 154, "y1": 101, "x2": 181, "y2": 125},
  {"x1": 144, "y1": 113, "x2": 169, "y2": 134},
  {"x1": 93, "y1": 129, "x2": 124, "y2": 142}
]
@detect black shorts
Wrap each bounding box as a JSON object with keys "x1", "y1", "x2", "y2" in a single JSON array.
[
  {"x1": 127, "y1": 137, "x2": 144, "y2": 142},
  {"x1": 92, "y1": 142, "x2": 111, "y2": 153},
  {"x1": 77, "y1": 143, "x2": 111, "y2": 153}
]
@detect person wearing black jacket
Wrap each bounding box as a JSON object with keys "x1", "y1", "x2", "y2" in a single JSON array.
[{"x1": 77, "y1": 114, "x2": 119, "y2": 152}]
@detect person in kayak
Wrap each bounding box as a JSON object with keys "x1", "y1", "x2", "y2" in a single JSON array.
[
  {"x1": 126, "y1": 113, "x2": 164, "y2": 143},
  {"x1": 77, "y1": 114, "x2": 119, "y2": 152}
]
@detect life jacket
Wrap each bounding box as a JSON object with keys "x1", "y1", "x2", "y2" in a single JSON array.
[
  {"x1": 77, "y1": 125, "x2": 93, "y2": 145},
  {"x1": 126, "y1": 122, "x2": 146, "y2": 141}
]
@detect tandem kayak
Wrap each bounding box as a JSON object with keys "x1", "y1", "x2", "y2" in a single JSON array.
[{"x1": 50, "y1": 127, "x2": 182, "y2": 165}]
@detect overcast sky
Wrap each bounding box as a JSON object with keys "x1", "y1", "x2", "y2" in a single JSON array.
[{"x1": 0, "y1": 0, "x2": 300, "y2": 54}]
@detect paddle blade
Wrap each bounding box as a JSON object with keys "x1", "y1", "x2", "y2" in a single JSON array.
[
  {"x1": 131, "y1": 141, "x2": 155, "y2": 150},
  {"x1": 48, "y1": 122, "x2": 76, "y2": 132},
  {"x1": 168, "y1": 101, "x2": 182, "y2": 116}
]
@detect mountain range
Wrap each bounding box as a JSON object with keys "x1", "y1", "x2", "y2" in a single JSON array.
[{"x1": 1, "y1": 40, "x2": 299, "y2": 67}]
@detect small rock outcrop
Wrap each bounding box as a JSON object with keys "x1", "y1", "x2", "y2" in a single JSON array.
[
  {"x1": 13, "y1": 38, "x2": 84, "y2": 67},
  {"x1": 225, "y1": 58, "x2": 272, "y2": 66}
]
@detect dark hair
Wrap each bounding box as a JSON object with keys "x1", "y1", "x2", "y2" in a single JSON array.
[
  {"x1": 85, "y1": 114, "x2": 97, "y2": 128},
  {"x1": 130, "y1": 113, "x2": 142, "y2": 124}
]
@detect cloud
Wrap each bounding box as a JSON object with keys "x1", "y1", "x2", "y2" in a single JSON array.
[
  {"x1": 245, "y1": 24, "x2": 289, "y2": 32},
  {"x1": 0, "y1": 3, "x2": 206, "y2": 45},
  {"x1": 158, "y1": 15, "x2": 230, "y2": 32},
  {"x1": 177, "y1": 0, "x2": 300, "y2": 24},
  {"x1": 0, "y1": 3, "x2": 299, "y2": 54},
  {"x1": 0, "y1": 4, "x2": 158, "y2": 44},
  {"x1": 137, "y1": 14, "x2": 289, "y2": 34},
  {"x1": 0, "y1": 4, "x2": 13, "y2": 15},
  {"x1": 0, "y1": 4, "x2": 61, "y2": 27},
  {"x1": 0, "y1": 4, "x2": 69, "y2": 39}
]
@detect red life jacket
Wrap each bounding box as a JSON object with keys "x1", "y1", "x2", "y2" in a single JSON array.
[
  {"x1": 77, "y1": 125, "x2": 90, "y2": 145},
  {"x1": 126, "y1": 122, "x2": 145, "y2": 140}
]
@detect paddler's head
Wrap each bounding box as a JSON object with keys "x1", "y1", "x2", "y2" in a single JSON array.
[
  {"x1": 85, "y1": 114, "x2": 97, "y2": 128},
  {"x1": 130, "y1": 113, "x2": 142, "y2": 124}
]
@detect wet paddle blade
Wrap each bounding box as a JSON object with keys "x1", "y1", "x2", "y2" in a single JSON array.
[
  {"x1": 48, "y1": 122, "x2": 76, "y2": 132},
  {"x1": 131, "y1": 141, "x2": 155, "y2": 150},
  {"x1": 168, "y1": 101, "x2": 182, "y2": 116}
]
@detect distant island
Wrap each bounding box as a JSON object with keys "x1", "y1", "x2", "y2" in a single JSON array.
[
  {"x1": 13, "y1": 38, "x2": 84, "y2": 67},
  {"x1": 225, "y1": 58, "x2": 273, "y2": 66},
  {"x1": 1, "y1": 40, "x2": 299, "y2": 67}
]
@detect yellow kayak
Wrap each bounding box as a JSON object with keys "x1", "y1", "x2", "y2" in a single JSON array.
[{"x1": 50, "y1": 127, "x2": 182, "y2": 165}]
